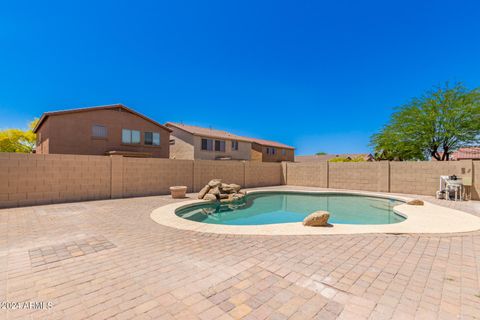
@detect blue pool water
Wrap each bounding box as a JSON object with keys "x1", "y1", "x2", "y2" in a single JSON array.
[{"x1": 175, "y1": 192, "x2": 406, "y2": 225}]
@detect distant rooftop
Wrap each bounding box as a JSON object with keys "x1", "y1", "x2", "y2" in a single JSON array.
[
  {"x1": 296, "y1": 153, "x2": 374, "y2": 162},
  {"x1": 433, "y1": 147, "x2": 480, "y2": 161},
  {"x1": 165, "y1": 122, "x2": 295, "y2": 149},
  {"x1": 452, "y1": 147, "x2": 480, "y2": 160}
]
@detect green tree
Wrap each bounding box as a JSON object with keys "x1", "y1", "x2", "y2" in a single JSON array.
[
  {"x1": 329, "y1": 156, "x2": 365, "y2": 162},
  {"x1": 0, "y1": 119, "x2": 38, "y2": 153},
  {"x1": 371, "y1": 83, "x2": 480, "y2": 161},
  {"x1": 315, "y1": 151, "x2": 327, "y2": 155}
]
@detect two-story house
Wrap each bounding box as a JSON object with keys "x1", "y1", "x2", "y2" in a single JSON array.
[
  {"x1": 249, "y1": 138, "x2": 295, "y2": 162},
  {"x1": 166, "y1": 122, "x2": 294, "y2": 162},
  {"x1": 165, "y1": 122, "x2": 251, "y2": 160},
  {"x1": 33, "y1": 104, "x2": 171, "y2": 158}
]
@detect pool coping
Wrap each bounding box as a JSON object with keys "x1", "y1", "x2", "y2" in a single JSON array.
[{"x1": 150, "y1": 188, "x2": 480, "y2": 235}]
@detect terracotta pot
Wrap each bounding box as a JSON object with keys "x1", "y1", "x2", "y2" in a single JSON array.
[{"x1": 170, "y1": 186, "x2": 187, "y2": 199}]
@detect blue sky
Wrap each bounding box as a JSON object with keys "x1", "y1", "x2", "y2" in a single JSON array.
[{"x1": 1, "y1": 0, "x2": 479, "y2": 155}]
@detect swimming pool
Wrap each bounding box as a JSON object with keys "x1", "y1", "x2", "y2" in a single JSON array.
[{"x1": 175, "y1": 192, "x2": 406, "y2": 225}]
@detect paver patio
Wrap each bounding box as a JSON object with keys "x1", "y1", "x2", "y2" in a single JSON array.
[{"x1": 1, "y1": 186, "x2": 479, "y2": 319}]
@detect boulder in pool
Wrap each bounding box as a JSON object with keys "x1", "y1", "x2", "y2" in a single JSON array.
[
  {"x1": 197, "y1": 185, "x2": 211, "y2": 199},
  {"x1": 203, "y1": 194, "x2": 217, "y2": 201},
  {"x1": 407, "y1": 199, "x2": 424, "y2": 206},
  {"x1": 198, "y1": 180, "x2": 245, "y2": 202},
  {"x1": 232, "y1": 193, "x2": 245, "y2": 201},
  {"x1": 208, "y1": 187, "x2": 221, "y2": 197},
  {"x1": 208, "y1": 179, "x2": 222, "y2": 188},
  {"x1": 303, "y1": 211, "x2": 330, "y2": 227},
  {"x1": 220, "y1": 183, "x2": 242, "y2": 194}
]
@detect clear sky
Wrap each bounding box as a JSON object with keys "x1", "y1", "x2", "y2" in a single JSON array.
[{"x1": 1, "y1": 1, "x2": 479, "y2": 155}]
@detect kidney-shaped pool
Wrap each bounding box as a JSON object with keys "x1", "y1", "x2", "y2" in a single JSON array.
[{"x1": 175, "y1": 192, "x2": 406, "y2": 225}]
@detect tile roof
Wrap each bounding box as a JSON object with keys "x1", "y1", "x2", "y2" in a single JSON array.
[
  {"x1": 165, "y1": 122, "x2": 295, "y2": 149},
  {"x1": 452, "y1": 147, "x2": 480, "y2": 160}
]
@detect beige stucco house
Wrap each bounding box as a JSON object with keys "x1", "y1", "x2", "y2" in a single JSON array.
[{"x1": 166, "y1": 122, "x2": 295, "y2": 162}]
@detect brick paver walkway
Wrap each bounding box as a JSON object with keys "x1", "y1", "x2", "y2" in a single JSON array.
[{"x1": 1, "y1": 186, "x2": 479, "y2": 319}]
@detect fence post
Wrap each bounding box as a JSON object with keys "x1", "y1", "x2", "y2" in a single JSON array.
[
  {"x1": 471, "y1": 160, "x2": 478, "y2": 200},
  {"x1": 281, "y1": 162, "x2": 288, "y2": 185},
  {"x1": 325, "y1": 161, "x2": 329, "y2": 188},
  {"x1": 387, "y1": 161, "x2": 391, "y2": 192},
  {"x1": 110, "y1": 155, "x2": 124, "y2": 199},
  {"x1": 377, "y1": 161, "x2": 390, "y2": 192},
  {"x1": 243, "y1": 160, "x2": 247, "y2": 188},
  {"x1": 459, "y1": 159, "x2": 474, "y2": 199},
  {"x1": 458, "y1": 159, "x2": 473, "y2": 178}
]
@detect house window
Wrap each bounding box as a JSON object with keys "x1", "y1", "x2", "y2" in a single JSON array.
[
  {"x1": 267, "y1": 147, "x2": 276, "y2": 155},
  {"x1": 282, "y1": 149, "x2": 286, "y2": 156},
  {"x1": 232, "y1": 140, "x2": 239, "y2": 151},
  {"x1": 122, "y1": 129, "x2": 140, "y2": 144},
  {"x1": 201, "y1": 138, "x2": 213, "y2": 151},
  {"x1": 215, "y1": 140, "x2": 226, "y2": 152},
  {"x1": 144, "y1": 132, "x2": 160, "y2": 146},
  {"x1": 92, "y1": 125, "x2": 107, "y2": 138}
]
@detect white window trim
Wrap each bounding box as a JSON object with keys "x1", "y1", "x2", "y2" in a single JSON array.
[
  {"x1": 92, "y1": 124, "x2": 107, "y2": 138},
  {"x1": 201, "y1": 138, "x2": 213, "y2": 151},
  {"x1": 122, "y1": 129, "x2": 141, "y2": 144},
  {"x1": 232, "y1": 140, "x2": 239, "y2": 151},
  {"x1": 215, "y1": 140, "x2": 226, "y2": 152},
  {"x1": 144, "y1": 131, "x2": 161, "y2": 146}
]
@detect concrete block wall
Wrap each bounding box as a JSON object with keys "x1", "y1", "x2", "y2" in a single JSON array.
[
  {"x1": 245, "y1": 162, "x2": 282, "y2": 188},
  {"x1": 110, "y1": 155, "x2": 124, "y2": 199},
  {"x1": 329, "y1": 162, "x2": 384, "y2": 192},
  {"x1": 1, "y1": 152, "x2": 478, "y2": 208},
  {"x1": 473, "y1": 161, "x2": 480, "y2": 200},
  {"x1": 389, "y1": 160, "x2": 470, "y2": 196},
  {"x1": 286, "y1": 162, "x2": 328, "y2": 187},
  {"x1": 0, "y1": 153, "x2": 111, "y2": 208},
  {"x1": 0, "y1": 153, "x2": 285, "y2": 207},
  {"x1": 192, "y1": 160, "x2": 282, "y2": 191},
  {"x1": 123, "y1": 158, "x2": 194, "y2": 197},
  {"x1": 193, "y1": 160, "x2": 245, "y2": 192},
  {"x1": 285, "y1": 160, "x2": 478, "y2": 199}
]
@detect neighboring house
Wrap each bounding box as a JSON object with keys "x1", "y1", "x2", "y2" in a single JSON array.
[
  {"x1": 165, "y1": 122, "x2": 252, "y2": 160},
  {"x1": 433, "y1": 147, "x2": 480, "y2": 161},
  {"x1": 295, "y1": 153, "x2": 375, "y2": 162},
  {"x1": 165, "y1": 122, "x2": 295, "y2": 162},
  {"x1": 33, "y1": 104, "x2": 171, "y2": 158},
  {"x1": 249, "y1": 138, "x2": 295, "y2": 162},
  {"x1": 452, "y1": 147, "x2": 480, "y2": 160}
]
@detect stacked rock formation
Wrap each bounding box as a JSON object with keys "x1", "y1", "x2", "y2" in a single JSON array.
[{"x1": 197, "y1": 179, "x2": 246, "y2": 202}]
